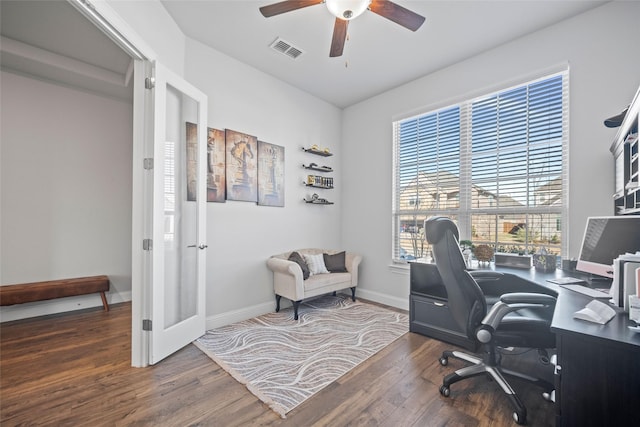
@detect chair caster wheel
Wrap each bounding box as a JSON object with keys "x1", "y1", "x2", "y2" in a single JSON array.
[
  {"x1": 439, "y1": 357, "x2": 448, "y2": 366},
  {"x1": 513, "y1": 411, "x2": 526, "y2": 425},
  {"x1": 439, "y1": 385, "x2": 450, "y2": 397}
]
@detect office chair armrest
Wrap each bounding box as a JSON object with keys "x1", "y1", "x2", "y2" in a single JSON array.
[
  {"x1": 476, "y1": 292, "x2": 557, "y2": 343},
  {"x1": 500, "y1": 292, "x2": 557, "y2": 305},
  {"x1": 469, "y1": 270, "x2": 504, "y2": 281}
]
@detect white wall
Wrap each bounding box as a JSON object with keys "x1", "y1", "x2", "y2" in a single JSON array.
[
  {"x1": 4, "y1": 1, "x2": 638, "y2": 324},
  {"x1": 184, "y1": 39, "x2": 344, "y2": 323},
  {"x1": 0, "y1": 71, "x2": 133, "y2": 320},
  {"x1": 105, "y1": 0, "x2": 186, "y2": 76},
  {"x1": 341, "y1": 1, "x2": 640, "y2": 308}
]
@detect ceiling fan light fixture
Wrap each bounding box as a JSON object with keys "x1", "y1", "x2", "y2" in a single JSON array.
[{"x1": 325, "y1": 0, "x2": 371, "y2": 20}]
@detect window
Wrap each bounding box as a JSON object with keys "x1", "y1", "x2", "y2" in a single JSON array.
[{"x1": 393, "y1": 71, "x2": 568, "y2": 262}]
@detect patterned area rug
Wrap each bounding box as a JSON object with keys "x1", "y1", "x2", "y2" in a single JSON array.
[{"x1": 193, "y1": 294, "x2": 408, "y2": 418}]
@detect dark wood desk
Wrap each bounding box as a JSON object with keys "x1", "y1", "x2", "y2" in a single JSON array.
[
  {"x1": 473, "y1": 265, "x2": 640, "y2": 426},
  {"x1": 409, "y1": 263, "x2": 640, "y2": 426}
]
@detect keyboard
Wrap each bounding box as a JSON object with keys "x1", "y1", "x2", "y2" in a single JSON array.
[{"x1": 559, "y1": 284, "x2": 611, "y2": 298}]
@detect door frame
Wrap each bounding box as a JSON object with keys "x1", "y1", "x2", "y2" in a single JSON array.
[{"x1": 68, "y1": 0, "x2": 164, "y2": 367}]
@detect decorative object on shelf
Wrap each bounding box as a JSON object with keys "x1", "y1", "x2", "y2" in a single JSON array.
[
  {"x1": 303, "y1": 163, "x2": 333, "y2": 172},
  {"x1": 304, "y1": 193, "x2": 333, "y2": 205},
  {"x1": 257, "y1": 141, "x2": 285, "y2": 207},
  {"x1": 302, "y1": 146, "x2": 333, "y2": 157},
  {"x1": 533, "y1": 247, "x2": 557, "y2": 272},
  {"x1": 305, "y1": 175, "x2": 334, "y2": 188},
  {"x1": 473, "y1": 244, "x2": 494, "y2": 264}
]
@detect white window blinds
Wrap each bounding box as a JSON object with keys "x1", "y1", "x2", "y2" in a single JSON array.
[{"x1": 393, "y1": 70, "x2": 569, "y2": 262}]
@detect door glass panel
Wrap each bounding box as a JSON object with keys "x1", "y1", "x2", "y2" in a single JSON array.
[{"x1": 163, "y1": 83, "x2": 199, "y2": 328}]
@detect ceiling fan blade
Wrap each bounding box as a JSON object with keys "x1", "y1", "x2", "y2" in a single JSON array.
[
  {"x1": 369, "y1": 0, "x2": 426, "y2": 31},
  {"x1": 259, "y1": 0, "x2": 324, "y2": 17},
  {"x1": 329, "y1": 18, "x2": 349, "y2": 57}
]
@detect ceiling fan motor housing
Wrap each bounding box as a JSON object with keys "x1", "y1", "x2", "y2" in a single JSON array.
[
  {"x1": 260, "y1": 0, "x2": 425, "y2": 58},
  {"x1": 326, "y1": 0, "x2": 371, "y2": 20}
]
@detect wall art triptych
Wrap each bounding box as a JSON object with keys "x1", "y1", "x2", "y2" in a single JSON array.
[{"x1": 185, "y1": 122, "x2": 284, "y2": 207}]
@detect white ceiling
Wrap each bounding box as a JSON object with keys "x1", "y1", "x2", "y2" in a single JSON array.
[
  {"x1": 162, "y1": 0, "x2": 609, "y2": 108},
  {"x1": 0, "y1": 0, "x2": 133, "y2": 101},
  {"x1": 0, "y1": 1, "x2": 609, "y2": 108}
]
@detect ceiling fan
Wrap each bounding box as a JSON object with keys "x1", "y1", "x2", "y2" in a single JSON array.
[{"x1": 259, "y1": 0, "x2": 426, "y2": 57}]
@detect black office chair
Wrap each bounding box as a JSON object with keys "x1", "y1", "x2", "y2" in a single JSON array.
[{"x1": 424, "y1": 217, "x2": 557, "y2": 425}]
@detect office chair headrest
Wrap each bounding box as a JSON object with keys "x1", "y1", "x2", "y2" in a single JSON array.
[{"x1": 425, "y1": 216, "x2": 459, "y2": 244}]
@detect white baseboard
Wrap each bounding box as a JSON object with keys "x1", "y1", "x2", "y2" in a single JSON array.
[
  {"x1": 0, "y1": 291, "x2": 132, "y2": 323},
  {"x1": 354, "y1": 288, "x2": 409, "y2": 311},
  {"x1": 203, "y1": 290, "x2": 409, "y2": 330},
  {"x1": 205, "y1": 300, "x2": 275, "y2": 330},
  {"x1": 1, "y1": 289, "x2": 408, "y2": 326}
]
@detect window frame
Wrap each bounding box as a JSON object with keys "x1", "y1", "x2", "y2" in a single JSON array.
[{"x1": 392, "y1": 70, "x2": 569, "y2": 263}]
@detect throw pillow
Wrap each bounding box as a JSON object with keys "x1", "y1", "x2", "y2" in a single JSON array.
[
  {"x1": 303, "y1": 253, "x2": 330, "y2": 275},
  {"x1": 323, "y1": 251, "x2": 347, "y2": 273},
  {"x1": 288, "y1": 251, "x2": 310, "y2": 280}
]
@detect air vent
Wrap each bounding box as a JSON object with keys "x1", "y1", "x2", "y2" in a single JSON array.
[{"x1": 269, "y1": 37, "x2": 304, "y2": 60}]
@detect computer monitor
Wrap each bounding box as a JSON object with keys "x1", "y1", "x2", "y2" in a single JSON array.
[{"x1": 576, "y1": 216, "x2": 640, "y2": 279}]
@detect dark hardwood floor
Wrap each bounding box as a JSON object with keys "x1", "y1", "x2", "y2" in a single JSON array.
[{"x1": 0, "y1": 302, "x2": 555, "y2": 426}]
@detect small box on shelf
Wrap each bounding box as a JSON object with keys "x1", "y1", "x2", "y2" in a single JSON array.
[{"x1": 305, "y1": 175, "x2": 334, "y2": 188}]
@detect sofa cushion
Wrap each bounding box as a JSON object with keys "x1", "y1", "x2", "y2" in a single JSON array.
[
  {"x1": 304, "y1": 272, "x2": 352, "y2": 292},
  {"x1": 288, "y1": 251, "x2": 310, "y2": 280},
  {"x1": 323, "y1": 251, "x2": 347, "y2": 272},
  {"x1": 304, "y1": 253, "x2": 329, "y2": 275}
]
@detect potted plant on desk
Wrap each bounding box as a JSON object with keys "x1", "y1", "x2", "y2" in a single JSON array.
[
  {"x1": 459, "y1": 241, "x2": 494, "y2": 266},
  {"x1": 533, "y1": 247, "x2": 557, "y2": 272}
]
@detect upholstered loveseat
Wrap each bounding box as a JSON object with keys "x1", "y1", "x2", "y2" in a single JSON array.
[{"x1": 266, "y1": 248, "x2": 362, "y2": 320}]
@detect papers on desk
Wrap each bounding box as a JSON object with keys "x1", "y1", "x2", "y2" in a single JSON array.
[
  {"x1": 573, "y1": 300, "x2": 617, "y2": 324},
  {"x1": 611, "y1": 252, "x2": 640, "y2": 310}
]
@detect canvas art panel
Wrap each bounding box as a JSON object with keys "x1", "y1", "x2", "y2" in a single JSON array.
[
  {"x1": 207, "y1": 127, "x2": 226, "y2": 202},
  {"x1": 257, "y1": 141, "x2": 285, "y2": 207},
  {"x1": 186, "y1": 123, "x2": 227, "y2": 202},
  {"x1": 225, "y1": 129, "x2": 258, "y2": 202}
]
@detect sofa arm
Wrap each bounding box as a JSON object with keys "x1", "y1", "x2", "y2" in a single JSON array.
[
  {"x1": 266, "y1": 257, "x2": 305, "y2": 301},
  {"x1": 267, "y1": 257, "x2": 301, "y2": 277},
  {"x1": 345, "y1": 253, "x2": 362, "y2": 287}
]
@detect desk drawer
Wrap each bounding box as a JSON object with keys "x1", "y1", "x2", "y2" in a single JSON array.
[{"x1": 410, "y1": 294, "x2": 475, "y2": 350}]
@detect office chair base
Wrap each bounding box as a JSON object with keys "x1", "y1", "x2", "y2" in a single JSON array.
[{"x1": 439, "y1": 349, "x2": 554, "y2": 425}]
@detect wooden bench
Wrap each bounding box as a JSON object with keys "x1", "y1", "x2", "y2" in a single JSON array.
[{"x1": 0, "y1": 275, "x2": 110, "y2": 311}]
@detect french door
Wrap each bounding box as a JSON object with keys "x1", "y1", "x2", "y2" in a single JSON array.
[{"x1": 148, "y1": 62, "x2": 208, "y2": 364}]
